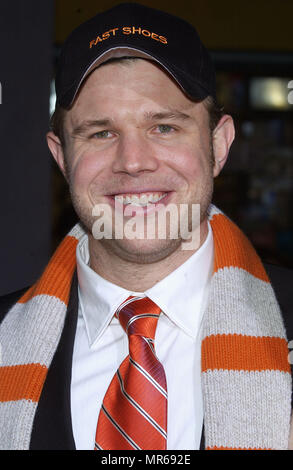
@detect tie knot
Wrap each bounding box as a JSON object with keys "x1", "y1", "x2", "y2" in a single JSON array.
[{"x1": 115, "y1": 296, "x2": 161, "y2": 340}]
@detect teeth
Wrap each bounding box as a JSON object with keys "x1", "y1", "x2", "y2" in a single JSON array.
[
  {"x1": 114, "y1": 192, "x2": 167, "y2": 206},
  {"x1": 115, "y1": 195, "x2": 124, "y2": 203},
  {"x1": 139, "y1": 194, "x2": 148, "y2": 204},
  {"x1": 131, "y1": 195, "x2": 140, "y2": 204}
]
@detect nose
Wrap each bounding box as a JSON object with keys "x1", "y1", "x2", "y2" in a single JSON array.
[{"x1": 111, "y1": 132, "x2": 159, "y2": 176}]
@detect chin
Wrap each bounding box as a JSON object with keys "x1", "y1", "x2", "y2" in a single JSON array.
[{"x1": 99, "y1": 237, "x2": 183, "y2": 265}]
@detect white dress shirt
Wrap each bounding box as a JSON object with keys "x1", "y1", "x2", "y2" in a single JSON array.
[{"x1": 71, "y1": 224, "x2": 214, "y2": 450}]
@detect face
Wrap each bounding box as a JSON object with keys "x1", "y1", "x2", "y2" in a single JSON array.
[{"x1": 48, "y1": 59, "x2": 233, "y2": 264}]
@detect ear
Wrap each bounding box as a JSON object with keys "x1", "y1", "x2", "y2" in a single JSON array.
[
  {"x1": 46, "y1": 131, "x2": 68, "y2": 180},
  {"x1": 212, "y1": 114, "x2": 235, "y2": 177}
]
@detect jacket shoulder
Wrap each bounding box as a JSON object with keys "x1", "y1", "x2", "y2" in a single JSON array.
[
  {"x1": 264, "y1": 262, "x2": 293, "y2": 341},
  {"x1": 0, "y1": 286, "x2": 30, "y2": 324}
]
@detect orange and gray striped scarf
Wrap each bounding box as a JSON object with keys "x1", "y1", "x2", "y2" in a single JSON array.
[{"x1": 0, "y1": 205, "x2": 291, "y2": 449}]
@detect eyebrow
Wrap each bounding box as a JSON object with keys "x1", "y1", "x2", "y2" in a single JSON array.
[
  {"x1": 72, "y1": 119, "x2": 112, "y2": 136},
  {"x1": 71, "y1": 108, "x2": 192, "y2": 136},
  {"x1": 143, "y1": 109, "x2": 192, "y2": 122}
]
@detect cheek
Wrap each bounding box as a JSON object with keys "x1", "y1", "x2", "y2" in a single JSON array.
[
  {"x1": 69, "y1": 150, "x2": 105, "y2": 193},
  {"x1": 163, "y1": 143, "x2": 206, "y2": 183}
]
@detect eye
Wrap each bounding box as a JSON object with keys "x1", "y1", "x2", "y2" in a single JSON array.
[
  {"x1": 157, "y1": 124, "x2": 175, "y2": 134},
  {"x1": 92, "y1": 130, "x2": 111, "y2": 139}
]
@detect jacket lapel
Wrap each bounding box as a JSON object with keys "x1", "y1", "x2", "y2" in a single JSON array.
[{"x1": 30, "y1": 271, "x2": 79, "y2": 450}]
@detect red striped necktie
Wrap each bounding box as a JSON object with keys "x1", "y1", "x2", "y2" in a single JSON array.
[{"x1": 95, "y1": 295, "x2": 168, "y2": 450}]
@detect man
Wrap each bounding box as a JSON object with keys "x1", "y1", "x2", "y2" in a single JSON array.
[{"x1": 1, "y1": 3, "x2": 293, "y2": 451}]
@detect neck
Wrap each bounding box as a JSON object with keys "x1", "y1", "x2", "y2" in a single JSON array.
[{"x1": 88, "y1": 221, "x2": 208, "y2": 291}]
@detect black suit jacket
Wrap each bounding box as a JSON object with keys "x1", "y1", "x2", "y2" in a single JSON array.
[{"x1": 1, "y1": 264, "x2": 293, "y2": 450}]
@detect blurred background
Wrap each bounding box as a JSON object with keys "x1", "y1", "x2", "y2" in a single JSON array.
[{"x1": 0, "y1": 0, "x2": 292, "y2": 294}]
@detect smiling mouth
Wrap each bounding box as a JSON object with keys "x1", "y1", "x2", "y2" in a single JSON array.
[{"x1": 112, "y1": 191, "x2": 169, "y2": 207}]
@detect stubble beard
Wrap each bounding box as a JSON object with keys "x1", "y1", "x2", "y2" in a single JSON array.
[{"x1": 66, "y1": 147, "x2": 215, "y2": 265}]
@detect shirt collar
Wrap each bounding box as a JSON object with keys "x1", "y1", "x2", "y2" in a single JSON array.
[
  {"x1": 145, "y1": 224, "x2": 213, "y2": 338},
  {"x1": 76, "y1": 224, "x2": 214, "y2": 347}
]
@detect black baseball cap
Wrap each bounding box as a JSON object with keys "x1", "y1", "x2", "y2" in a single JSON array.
[{"x1": 55, "y1": 2, "x2": 216, "y2": 109}]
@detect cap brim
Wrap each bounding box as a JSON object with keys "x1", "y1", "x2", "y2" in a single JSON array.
[{"x1": 59, "y1": 46, "x2": 210, "y2": 108}]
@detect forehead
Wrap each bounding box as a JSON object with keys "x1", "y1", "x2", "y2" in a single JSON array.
[{"x1": 67, "y1": 59, "x2": 208, "y2": 126}]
